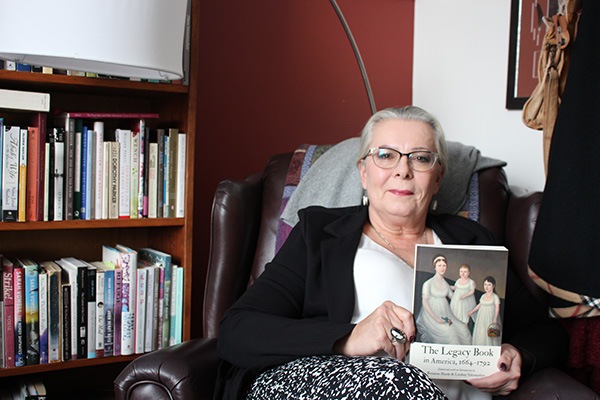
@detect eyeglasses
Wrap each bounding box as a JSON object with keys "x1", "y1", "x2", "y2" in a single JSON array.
[{"x1": 365, "y1": 147, "x2": 440, "y2": 172}]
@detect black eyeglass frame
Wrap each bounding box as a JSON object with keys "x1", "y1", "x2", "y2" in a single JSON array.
[{"x1": 364, "y1": 147, "x2": 441, "y2": 172}]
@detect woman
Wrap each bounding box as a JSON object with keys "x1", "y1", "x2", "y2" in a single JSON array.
[
  {"x1": 217, "y1": 106, "x2": 566, "y2": 400},
  {"x1": 450, "y1": 264, "x2": 478, "y2": 326},
  {"x1": 416, "y1": 255, "x2": 472, "y2": 345},
  {"x1": 469, "y1": 276, "x2": 502, "y2": 346}
]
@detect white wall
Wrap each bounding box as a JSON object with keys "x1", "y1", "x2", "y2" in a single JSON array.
[{"x1": 413, "y1": 0, "x2": 545, "y2": 192}]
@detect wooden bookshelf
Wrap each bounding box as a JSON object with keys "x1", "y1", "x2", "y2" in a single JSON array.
[{"x1": 0, "y1": 0, "x2": 198, "y2": 394}]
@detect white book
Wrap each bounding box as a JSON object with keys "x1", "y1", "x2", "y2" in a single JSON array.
[
  {"x1": 95, "y1": 266, "x2": 105, "y2": 357},
  {"x1": 93, "y1": 122, "x2": 104, "y2": 220},
  {"x1": 144, "y1": 265, "x2": 158, "y2": 352},
  {"x1": 17, "y1": 127, "x2": 27, "y2": 222},
  {"x1": 101, "y1": 142, "x2": 110, "y2": 220},
  {"x1": 1, "y1": 125, "x2": 20, "y2": 221},
  {"x1": 0, "y1": 88, "x2": 50, "y2": 112},
  {"x1": 38, "y1": 270, "x2": 48, "y2": 363},
  {"x1": 130, "y1": 130, "x2": 140, "y2": 219},
  {"x1": 169, "y1": 264, "x2": 178, "y2": 346},
  {"x1": 148, "y1": 143, "x2": 158, "y2": 218},
  {"x1": 116, "y1": 129, "x2": 131, "y2": 219},
  {"x1": 53, "y1": 131, "x2": 64, "y2": 221},
  {"x1": 175, "y1": 266, "x2": 184, "y2": 344},
  {"x1": 135, "y1": 267, "x2": 147, "y2": 354},
  {"x1": 175, "y1": 133, "x2": 186, "y2": 218}
]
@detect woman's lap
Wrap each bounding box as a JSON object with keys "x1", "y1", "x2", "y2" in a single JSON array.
[{"x1": 246, "y1": 355, "x2": 448, "y2": 400}]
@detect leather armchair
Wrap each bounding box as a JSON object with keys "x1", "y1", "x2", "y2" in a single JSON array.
[{"x1": 114, "y1": 152, "x2": 598, "y2": 400}]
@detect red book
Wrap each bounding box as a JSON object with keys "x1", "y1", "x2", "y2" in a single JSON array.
[
  {"x1": 2, "y1": 256, "x2": 15, "y2": 368},
  {"x1": 26, "y1": 113, "x2": 47, "y2": 221}
]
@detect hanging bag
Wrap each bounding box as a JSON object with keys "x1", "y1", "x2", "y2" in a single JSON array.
[{"x1": 522, "y1": 0, "x2": 582, "y2": 174}]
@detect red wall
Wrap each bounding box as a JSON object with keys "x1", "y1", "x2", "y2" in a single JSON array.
[{"x1": 192, "y1": 0, "x2": 414, "y2": 336}]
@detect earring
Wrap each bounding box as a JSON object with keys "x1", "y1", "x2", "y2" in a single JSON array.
[
  {"x1": 362, "y1": 193, "x2": 369, "y2": 206},
  {"x1": 430, "y1": 199, "x2": 438, "y2": 211}
]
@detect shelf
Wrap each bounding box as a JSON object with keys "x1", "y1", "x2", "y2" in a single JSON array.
[
  {"x1": 0, "y1": 354, "x2": 139, "y2": 378},
  {"x1": 0, "y1": 218, "x2": 185, "y2": 231}
]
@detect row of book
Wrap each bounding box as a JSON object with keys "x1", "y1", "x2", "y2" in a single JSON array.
[
  {"x1": 0, "y1": 246, "x2": 184, "y2": 369},
  {"x1": 0, "y1": 377, "x2": 46, "y2": 400},
  {"x1": 0, "y1": 111, "x2": 187, "y2": 222}
]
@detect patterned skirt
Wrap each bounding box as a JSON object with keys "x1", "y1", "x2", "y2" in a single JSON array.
[{"x1": 246, "y1": 355, "x2": 448, "y2": 400}]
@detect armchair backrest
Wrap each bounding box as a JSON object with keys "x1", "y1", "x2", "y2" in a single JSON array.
[{"x1": 204, "y1": 152, "x2": 516, "y2": 338}]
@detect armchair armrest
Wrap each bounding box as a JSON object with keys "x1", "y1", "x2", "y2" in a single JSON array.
[
  {"x1": 114, "y1": 338, "x2": 219, "y2": 400},
  {"x1": 500, "y1": 367, "x2": 599, "y2": 400}
]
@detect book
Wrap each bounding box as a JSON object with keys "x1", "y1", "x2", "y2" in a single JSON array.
[
  {"x1": 53, "y1": 113, "x2": 76, "y2": 220},
  {"x1": 2, "y1": 256, "x2": 15, "y2": 368},
  {"x1": 93, "y1": 122, "x2": 104, "y2": 220},
  {"x1": 38, "y1": 269, "x2": 48, "y2": 364},
  {"x1": 39, "y1": 262, "x2": 62, "y2": 363},
  {"x1": 139, "y1": 125, "x2": 148, "y2": 218},
  {"x1": 52, "y1": 129, "x2": 65, "y2": 221},
  {"x1": 13, "y1": 266, "x2": 25, "y2": 366},
  {"x1": 2, "y1": 125, "x2": 20, "y2": 221},
  {"x1": 86, "y1": 267, "x2": 96, "y2": 359},
  {"x1": 156, "y1": 129, "x2": 165, "y2": 218},
  {"x1": 165, "y1": 129, "x2": 178, "y2": 217},
  {"x1": 93, "y1": 263, "x2": 105, "y2": 358},
  {"x1": 144, "y1": 264, "x2": 159, "y2": 352},
  {"x1": 26, "y1": 115, "x2": 47, "y2": 222},
  {"x1": 116, "y1": 129, "x2": 131, "y2": 219},
  {"x1": 130, "y1": 129, "x2": 140, "y2": 219},
  {"x1": 113, "y1": 266, "x2": 122, "y2": 356},
  {"x1": 139, "y1": 248, "x2": 172, "y2": 349},
  {"x1": 0, "y1": 89, "x2": 50, "y2": 112},
  {"x1": 175, "y1": 265, "x2": 184, "y2": 345},
  {"x1": 61, "y1": 284, "x2": 71, "y2": 361},
  {"x1": 73, "y1": 121, "x2": 83, "y2": 219},
  {"x1": 135, "y1": 267, "x2": 147, "y2": 354},
  {"x1": 0, "y1": 271, "x2": 3, "y2": 369},
  {"x1": 92, "y1": 261, "x2": 114, "y2": 357},
  {"x1": 17, "y1": 128, "x2": 27, "y2": 222},
  {"x1": 175, "y1": 133, "x2": 186, "y2": 218},
  {"x1": 168, "y1": 264, "x2": 178, "y2": 346},
  {"x1": 103, "y1": 245, "x2": 137, "y2": 355},
  {"x1": 20, "y1": 259, "x2": 40, "y2": 365},
  {"x1": 43, "y1": 141, "x2": 50, "y2": 221},
  {"x1": 107, "y1": 141, "x2": 120, "y2": 219},
  {"x1": 148, "y1": 142, "x2": 158, "y2": 218},
  {"x1": 410, "y1": 244, "x2": 509, "y2": 380},
  {"x1": 81, "y1": 126, "x2": 93, "y2": 220}
]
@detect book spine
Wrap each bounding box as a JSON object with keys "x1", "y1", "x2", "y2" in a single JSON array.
[
  {"x1": 53, "y1": 130, "x2": 64, "y2": 221},
  {"x1": 81, "y1": 127, "x2": 88, "y2": 220},
  {"x1": 120, "y1": 254, "x2": 136, "y2": 355},
  {"x1": 148, "y1": 143, "x2": 158, "y2": 218},
  {"x1": 156, "y1": 129, "x2": 165, "y2": 218},
  {"x1": 17, "y1": 128, "x2": 28, "y2": 222},
  {"x1": 73, "y1": 127, "x2": 82, "y2": 219},
  {"x1": 157, "y1": 267, "x2": 164, "y2": 349},
  {"x1": 144, "y1": 266, "x2": 155, "y2": 352},
  {"x1": 93, "y1": 122, "x2": 104, "y2": 220},
  {"x1": 13, "y1": 268, "x2": 25, "y2": 366},
  {"x1": 139, "y1": 125, "x2": 148, "y2": 218},
  {"x1": 176, "y1": 133, "x2": 186, "y2": 218},
  {"x1": 3, "y1": 264, "x2": 15, "y2": 367},
  {"x1": 46, "y1": 135, "x2": 54, "y2": 221},
  {"x1": 95, "y1": 269, "x2": 104, "y2": 358},
  {"x1": 169, "y1": 265, "x2": 178, "y2": 346},
  {"x1": 64, "y1": 119, "x2": 75, "y2": 220},
  {"x1": 2, "y1": 126, "x2": 20, "y2": 222},
  {"x1": 86, "y1": 268, "x2": 96, "y2": 359},
  {"x1": 85, "y1": 127, "x2": 93, "y2": 220},
  {"x1": 76, "y1": 267, "x2": 87, "y2": 359},
  {"x1": 61, "y1": 284, "x2": 71, "y2": 361},
  {"x1": 47, "y1": 269, "x2": 60, "y2": 363},
  {"x1": 109, "y1": 142, "x2": 120, "y2": 219},
  {"x1": 175, "y1": 266, "x2": 184, "y2": 345},
  {"x1": 116, "y1": 129, "x2": 131, "y2": 219},
  {"x1": 113, "y1": 268, "x2": 122, "y2": 356},
  {"x1": 103, "y1": 270, "x2": 114, "y2": 357},
  {"x1": 43, "y1": 142, "x2": 50, "y2": 221},
  {"x1": 24, "y1": 265, "x2": 40, "y2": 365},
  {"x1": 130, "y1": 130, "x2": 140, "y2": 219},
  {"x1": 135, "y1": 268, "x2": 146, "y2": 354},
  {"x1": 26, "y1": 125, "x2": 45, "y2": 222},
  {"x1": 38, "y1": 271, "x2": 48, "y2": 364},
  {"x1": 166, "y1": 129, "x2": 178, "y2": 218},
  {"x1": 163, "y1": 135, "x2": 170, "y2": 218}
]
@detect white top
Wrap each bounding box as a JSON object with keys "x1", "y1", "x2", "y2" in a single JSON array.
[{"x1": 351, "y1": 232, "x2": 491, "y2": 400}]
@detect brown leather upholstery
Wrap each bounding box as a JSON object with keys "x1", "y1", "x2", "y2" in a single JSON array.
[{"x1": 115, "y1": 151, "x2": 598, "y2": 400}]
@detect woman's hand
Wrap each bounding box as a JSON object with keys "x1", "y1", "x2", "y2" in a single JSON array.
[
  {"x1": 334, "y1": 301, "x2": 414, "y2": 360},
  {"x1": 466, "y1": 344, "x2": 522, "y2": 396}
]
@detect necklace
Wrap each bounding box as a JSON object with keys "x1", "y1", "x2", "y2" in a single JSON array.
[{"x1": 371, "y1": 223, "x2": 428, "y2": 267}]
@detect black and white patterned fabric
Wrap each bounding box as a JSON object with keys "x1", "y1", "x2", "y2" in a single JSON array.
[{"x1": 246, "y1": 355, "x2": 448, "y2": 400}]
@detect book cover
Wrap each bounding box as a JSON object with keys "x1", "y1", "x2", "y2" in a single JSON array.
[
  {"x1": 93, "y1": 122, "x2": 104, "y2": 220},
  {"x1": 2, "y1": 125, "x2": 20, "y2": 222},
  {"x1": 135, "y1": 267, "x2": 147, "y2": 354},
  {"x1": 52, "y1": 129, "x2": 64, "y2": 221},
  {"x1": 2, "y1": 256, "x2": 15, "y2": 367},
  {"x1": 410, "y1": 244, "x2": 509, "y2": 380},
  {"x1": 17, "y1": 128, "x2": 28, "y2": 222},
  {"x1": 175, "y1": 133, "x2": 186, "y2": 218},
  {"x1": 0, "y1": 89, "x2": 50, "y2": 112},
  {"x1": 39, "y1": 261, "x2": 61, "y2": 363},
  {"x1": 115, "y1": 129, "x2": 131, "y2": 219},
  {"x1": 38, "y1": 269, "x2": 48, "y2": 364},
  {"x1": 13, "y1": 266, "x2": 25, "y2": 366},
  {"x1": 26, "y1": 118, "x2": 47, "y2": 222},
  {"x1": 139, "y1": 248, "x2": 172, "y2": 349},
  {"x1": 86, "y1": 267, "x2": 96, "y2": 359}
]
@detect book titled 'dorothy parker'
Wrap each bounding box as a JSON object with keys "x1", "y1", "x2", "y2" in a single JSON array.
[{"x1": 409, "y1": 244, "x2": 508, "y2": 380}]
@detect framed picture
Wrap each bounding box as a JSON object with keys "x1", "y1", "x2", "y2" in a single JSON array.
[{"x1": 506, "y1": 0, "x2": 561, "y2": 109}]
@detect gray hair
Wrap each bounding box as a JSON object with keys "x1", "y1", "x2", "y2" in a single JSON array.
[{"x1": 357, "y1": 106, "x2": 448, "y2": 170}]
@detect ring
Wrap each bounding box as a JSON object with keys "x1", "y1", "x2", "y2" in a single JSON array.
[{"x1": 390, "y1": 327, "x2": 407, "y2": 344}]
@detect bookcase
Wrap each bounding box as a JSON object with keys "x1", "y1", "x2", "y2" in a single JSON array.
[{"x1": 0, "y1": 1, "x2": 198, "y2": 395}]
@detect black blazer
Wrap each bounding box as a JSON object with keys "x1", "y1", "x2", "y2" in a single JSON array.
[{"x1": 216, "y1": 206, "x2": 566, "y2": 400}]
